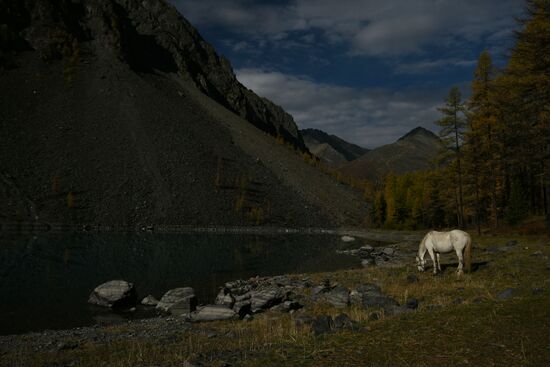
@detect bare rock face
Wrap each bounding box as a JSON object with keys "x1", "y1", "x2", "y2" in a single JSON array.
[
  {"x1": 1, "y1": 0, "x2": 305, "y2": 150},
  {"x1": 156, "y1": 287, "x2": 197, "y2": 316},
  {"x1": 88, "y1": 280, "x2": 137, "y2": 308}
]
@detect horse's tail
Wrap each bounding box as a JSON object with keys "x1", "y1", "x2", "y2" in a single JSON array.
[{"x1": 464, "y1": 233, "x2": 472, "y2": 273}]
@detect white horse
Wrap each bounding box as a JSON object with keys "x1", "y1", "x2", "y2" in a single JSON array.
[{"x1": 416, "y1": 230, "x2": 472, "y2": 275}]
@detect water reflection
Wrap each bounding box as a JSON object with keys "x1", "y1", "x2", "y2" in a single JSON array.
[{"x1": 0, "y1": 233, "x2": 359, "y2": 335}]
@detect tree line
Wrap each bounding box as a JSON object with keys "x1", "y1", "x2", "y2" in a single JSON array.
[{"x1": 365, "y1": 0, "x2": 549, "y2": 231}]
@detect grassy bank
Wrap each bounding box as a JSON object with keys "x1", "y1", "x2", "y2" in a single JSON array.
[{"x1": 2, "y1": 234, "x2": 549, "y2": 367}]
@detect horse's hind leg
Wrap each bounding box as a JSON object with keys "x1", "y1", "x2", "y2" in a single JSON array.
[
  {"x1": 436, "y1": 253, "x2": 442, "y2": 272},
  {"x1": 455, "y1": 249, "x2": 464, "y2": 275},
  {"x1": 427, "y1": 247, "x2": 437, "y2": 274}
]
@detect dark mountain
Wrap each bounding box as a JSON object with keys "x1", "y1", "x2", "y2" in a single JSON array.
[
  {"x1": 340, "y1": 127, "x2": 442, "y2": 181},
  {"x1": 301, "y1": 128, "x2": 369, "y2": 166},
  {"x1": 0, "y1": 0, "x2": 367, "y2": 227}
]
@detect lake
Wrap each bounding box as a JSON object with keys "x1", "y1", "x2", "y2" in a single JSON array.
[{"x1": 0, "y1": 232, "x2": 380, "y2": 335}]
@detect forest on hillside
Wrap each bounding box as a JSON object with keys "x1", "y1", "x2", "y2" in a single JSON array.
[{"x1": 362, "y1": 0, "x2": 549, "y2": 232}]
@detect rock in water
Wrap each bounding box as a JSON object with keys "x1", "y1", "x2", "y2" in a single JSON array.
[
  {"x1": 88, "y1": 280, "x2": 136, "y2": 308},
  {"x1": 141, "y1": 295, "x2": 159, "y2": 306},
  {"x1": 156, "y1": 287, "x2": 197, "y2": 315},
  {"x1": 191, "y1": 305, "x2": 238, "y2": 321},
  {"x1": 341, "y1": 236, "x2": 355, "y2": 242},
  {"x1": 325, "y1": 286, "x2": 350, "y2": 308}
]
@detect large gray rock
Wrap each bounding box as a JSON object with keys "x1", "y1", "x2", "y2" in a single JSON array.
[
  {"x1": 362, "y1": 293, "x2": 399, "y2": 310},
  {"x1": 356, "y1": 283, "x2": 381, "y2": 295},
  {"x1": 325, "y1": 286, "x2": 350, "y2": 308},
  {"x1": 233, "y1": 299, "x2": 252, "y2": 317},
  {"x1": 156, "y1": 287, "x2": 196, "y2": 315},
  {"x1": 88, "y1": 280, "x2": 136, "y2": 308},
  {"x1": 141, "y1": 295, "x2": 159, "y2": 306},
  {"x1": 312, "y1": 315, "x2": 334, "y2": 335},
  {"x1": 250, "y1": 288, "x2": 283, "y2": 312},
  {"x1": 191, "y1": 305, "x2": 238, "y2": 321},
  {"x1": 215, "y1": 288, "x2": 235, "y2": 308}
]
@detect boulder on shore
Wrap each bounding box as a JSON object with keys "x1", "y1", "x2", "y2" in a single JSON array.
[
  {"x1": 141, "y1": 295, "x2": 159, "y2": 306},
  {"x1": 156, "y1": 287, "x2": 197, "y2": 316},
  {"x1": 88, "y1": 280, "x2": 136, "y2": 308},
  {"x1": 191, "y1": 305, "x2": 238, "y2": 321}
]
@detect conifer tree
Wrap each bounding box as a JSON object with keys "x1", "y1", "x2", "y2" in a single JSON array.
[{"x1": 435, "y1": 87, "x2": 466, "y2": 228}]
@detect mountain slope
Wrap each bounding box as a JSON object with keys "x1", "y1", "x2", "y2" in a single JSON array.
[
  {"x1": 301, "y1": 128, "x2": 369, "y2": 165},
  {"x1": 0, "y1": 0, "x2": 367, "y2": 227},
  {"x1": 340, "y1": 127, "x2": 442, "y2": 181}
]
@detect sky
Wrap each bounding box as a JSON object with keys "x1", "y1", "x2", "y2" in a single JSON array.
[{"x1": 168, "y1": 0, "x2": 525, "y2": 148}]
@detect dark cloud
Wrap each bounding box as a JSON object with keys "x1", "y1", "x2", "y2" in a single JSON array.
[{"x1": 172, "y1": 0, "x2": 523, "y2": 56}]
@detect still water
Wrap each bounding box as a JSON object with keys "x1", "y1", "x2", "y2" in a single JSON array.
[{"x1": 0, "y1": 232, "x2": 367, "y2": 335}]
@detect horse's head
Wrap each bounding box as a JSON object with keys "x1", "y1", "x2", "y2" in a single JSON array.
[{"x1": 416, "y1": 256, "x2": 425, "y2": 271}]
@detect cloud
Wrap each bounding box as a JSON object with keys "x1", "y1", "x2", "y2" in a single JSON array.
[
  {"x1": 237, "y1": 68, "x2": 450, "y2": 147},
  {"x1": 394, "y1": 58, "x2": 478, "y2": 74},
  {"x1": 171, "y1": 0, "x2": 524, "y2": 57}
]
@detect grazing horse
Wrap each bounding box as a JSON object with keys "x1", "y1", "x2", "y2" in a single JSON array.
[{"x1": 416, "y1": 230, "x2": 472, "y2": 275}]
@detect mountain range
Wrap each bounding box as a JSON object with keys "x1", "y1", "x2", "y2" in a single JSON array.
[
  {"x1": 0, "y1": 0, "x2": 368, "y2": 227},
  {"x1": 339, "y1": 127, "x2": 442, "y2": 181},
  {"x1": 300, "y1": 128, "x2": 369, "y2": 166}
]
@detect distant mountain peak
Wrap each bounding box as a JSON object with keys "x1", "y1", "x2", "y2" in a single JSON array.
[
  {"x1": 300, "y1": 128, "x2": 369, "y2": 165},
  {"x1": 398, "y1": 126, "x2": 438, "y2": 141}
]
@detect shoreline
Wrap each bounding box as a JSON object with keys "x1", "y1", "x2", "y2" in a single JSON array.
[{"x1": 0, "y1": 221, "x2": 423, "y2": 242}]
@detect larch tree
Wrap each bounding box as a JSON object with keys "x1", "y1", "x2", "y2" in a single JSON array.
[{"x1": 435, "y1": 87, "x2": 467, "y2": 228}]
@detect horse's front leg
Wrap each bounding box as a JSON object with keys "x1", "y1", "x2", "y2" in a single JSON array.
[
  {"x1": 427, "y1": 248, "x2": 437, "y2": 274},
  {"x1": 455, "y1": 249, "x2": 464, "y2": 276},
  {"x1": 436, "y1": 253, "x2": 442, "y2": 272}
]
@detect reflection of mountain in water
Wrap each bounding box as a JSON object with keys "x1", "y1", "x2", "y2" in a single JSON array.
[{"x1": 0, "y1": 234, "x2": 358, "y2": 335}]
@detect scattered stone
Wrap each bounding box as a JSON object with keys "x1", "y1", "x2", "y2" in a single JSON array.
[
  {"x1": 384, "y1": 305, "x2": 412, "y2": 316},
  {"x1": 191, "y1": 305, "x2": 238, "y2": 321},
  {"x1": 407, "y1": 274, "x2": 419, "y2": 283},
  {"x1": 506, "y1": 240, "x2": 518, "y2": 247},
  {"x1": 360, "y1": 245, "x2": 374, "y2": 253},
  {"x1": 497, "y1": 288, "x2": 515, "y2": 300},
  {"x1": 405, "y1": 298, "x2": 419, "y2": 310},
  {"x1": 141, "y1": 295, "x2": 159, "y2": 307},
  {"x1": 250, "y1": 288, "x2": 283, "y2": 312},
  {"x1": 361, "y1": 259, "x2": 373, "y2": 267},
  {"x1": 356, "y1": 283, "x2": 381, "y2": 294},
  {"x1": 294, "y1": 314, "x2": 315, "y2": 329},
  {"x1": 156, "y1": 287, "x2": 197, "y2": 316},
  {"x1": 88, "y1": 280, "x2": 137, "y2": 308},
  {"x1": 530, "y1": 251, "x2": 543, "y2": 257},
  {"x1": 325, "y1": 286, "x2": 350, "y2": 308},
  {"x1": 312, "y1": 315, "x2": 334, "y2": 335},
  {"x1": 341, "y1": 236, "x2": 355, "y2": 242},
  {"x1": 382, "y1": 247, "x2": 394, "y2": 255},
  {"x1": 333, "y1": 313, "x2": 354, "y2": 330},
  {"x1": 215, "y1": 288, "x2": 235, "y2": 308},
  {"x1": 362, "y1": 293, "x2": 399, "y2": 310},
  {"x1": 368, "y1": 312, "x2": 380, "y2": 321},
  {"x1": 532, "y1": 287, "x2": 544, "y2": 295},
  {"x1": 232, "y1": 300, "x2": 252, "y2": 317},
  {"x1": 349, "y1": 290, "x2": 362, "y2": 305},
  {"x1": 243, "y1": 314, "x2": 254, "y2": 322}
]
